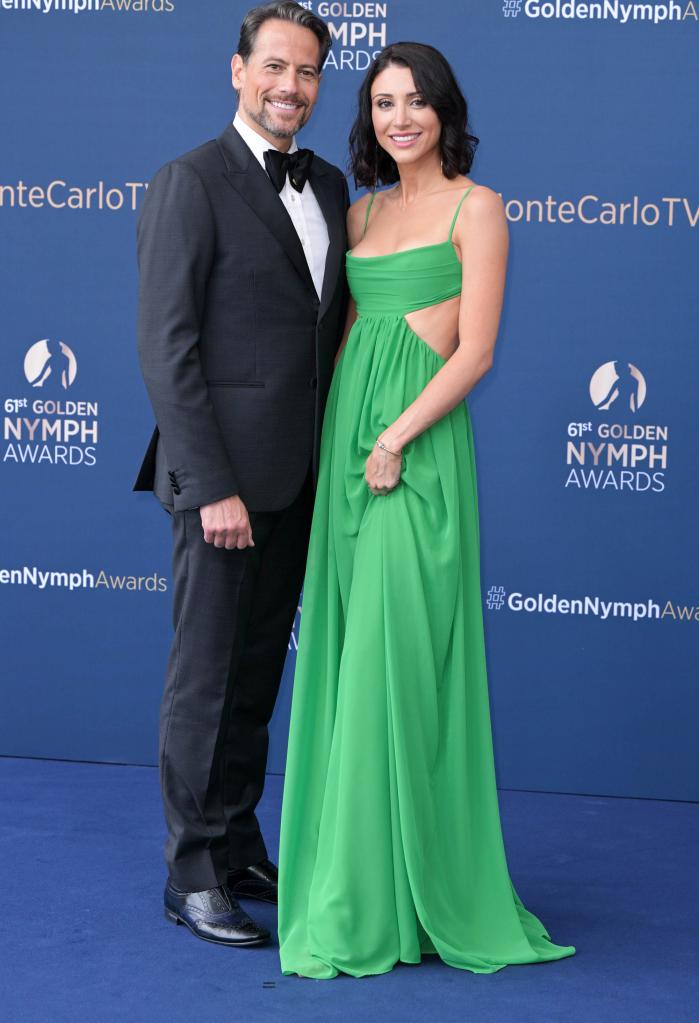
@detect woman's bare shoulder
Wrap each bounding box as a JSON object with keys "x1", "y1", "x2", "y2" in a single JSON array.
[
  {"x1": 348, "y1": 191, "x2": 374, "y2": 217},
  {"x1": 347, "y1": 191, "x2": 377, "y2": 246},
  {"x1": 452, "y1": 181, "x2": 508, "y2": 255},
  {"x1": 460, "y1": 181, "x2": 505, "y2": 218}
]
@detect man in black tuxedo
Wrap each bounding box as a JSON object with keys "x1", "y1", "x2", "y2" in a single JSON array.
[{"x1": 135, "y1": 2, "x2": 348, "y2": 947}]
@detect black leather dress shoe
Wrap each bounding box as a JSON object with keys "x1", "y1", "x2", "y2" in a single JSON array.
[
  {"x1": 228, "y1": 859, "x2": 278, "y2": 905},
  {"x1": 164, "y1": 881, "x2": 270, "y2": 947}
]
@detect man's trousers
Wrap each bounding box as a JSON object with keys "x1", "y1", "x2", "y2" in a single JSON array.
[{"x1": 159, "y1": 473, "x2": 313, "y2": 891}]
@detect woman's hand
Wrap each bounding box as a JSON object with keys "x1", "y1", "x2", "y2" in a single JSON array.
[{"x1": 364, "y1": 439, "x2": 403, "y2": 496}]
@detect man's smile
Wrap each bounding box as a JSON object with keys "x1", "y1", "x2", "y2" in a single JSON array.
[{"x1": 266, "y1": 98, "x2": 305, "y2": 112}]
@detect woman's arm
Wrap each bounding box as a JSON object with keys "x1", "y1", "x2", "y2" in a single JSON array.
[
  {"x1": 365, "y1": 186, "x2": 508, "y2": 494},
  {"x1": 334, "y1": 296, "x2": 358, "y2": 367},
  {"x1": 333, "y1": 194, "x2": 371, "y2": 365}
]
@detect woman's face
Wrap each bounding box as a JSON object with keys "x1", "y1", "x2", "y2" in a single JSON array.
[{"x1": 370, "y1": 64, "x2": 441, "y2": 170}]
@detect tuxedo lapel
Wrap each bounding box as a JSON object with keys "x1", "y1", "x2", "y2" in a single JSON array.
[
  {"x1": 309, "y1": 162, "x2": 346, "y2": 320},
  {"x1": 216, "y1": 123, "x2": 316, "y2": 300}
]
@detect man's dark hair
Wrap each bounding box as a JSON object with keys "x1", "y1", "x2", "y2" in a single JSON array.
[
  {"x1": 349, "y1": 42, "x2": 479, "y2": 188},
  {"x1": 237, "y1": 2, "x2": 332, "y2": 71}
]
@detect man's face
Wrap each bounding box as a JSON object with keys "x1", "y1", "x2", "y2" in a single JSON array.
[{"x1": 231, "y1": 19, "x2": 322, "y2": 148}]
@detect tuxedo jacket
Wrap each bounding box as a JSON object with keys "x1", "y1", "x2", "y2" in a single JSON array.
[{"x1": 134, "y1": 122, "x2": 349, "y2": 513}]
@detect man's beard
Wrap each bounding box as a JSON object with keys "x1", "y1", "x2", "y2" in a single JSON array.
[{"x1": 245, "y1": 98, "x2": 310, "y2": 140}]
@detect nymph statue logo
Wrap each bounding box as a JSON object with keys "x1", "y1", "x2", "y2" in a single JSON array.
[
  {"x1": 589, "y1": 360, "x2": 646, "y2": 414},
  {"x1": 23, "y1": 339, "x2": 78, "y2": 391}
]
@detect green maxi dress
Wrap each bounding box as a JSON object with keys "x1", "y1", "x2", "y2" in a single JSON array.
[{"x1": 278, "y1": 188, "x2": 575, "y2": 979}]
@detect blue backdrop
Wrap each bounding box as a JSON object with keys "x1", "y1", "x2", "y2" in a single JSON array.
[{"x1": 1, "y1": 1, "x2": 697, "y2": 801}]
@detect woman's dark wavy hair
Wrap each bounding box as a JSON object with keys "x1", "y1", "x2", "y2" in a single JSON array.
[{"x1": 349, "y1": 42, "x2": 479, "y2": 189}]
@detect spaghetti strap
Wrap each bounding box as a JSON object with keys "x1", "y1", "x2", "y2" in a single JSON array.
[
  {"x1": 363, "y1": 191, "x2": 378, "y2": 237},
  {"x1": 448, "y1": 185, "x2": 475, "y2": 241}
]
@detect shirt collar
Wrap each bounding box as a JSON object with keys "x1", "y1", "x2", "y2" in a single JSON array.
[{"x1": 233, "y1": 111, "x2": 298, "y2": 171}]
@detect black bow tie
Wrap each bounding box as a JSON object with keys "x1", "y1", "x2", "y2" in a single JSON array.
[{"x1": 263, "y1": 148, "x2": 314, "y2": 194}]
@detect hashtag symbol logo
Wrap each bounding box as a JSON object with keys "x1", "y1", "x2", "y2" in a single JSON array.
[
  {"x1": 486, "y1": 586, "x2": 507, "y2": 610},
  {"x1": 503, "y1": 0, "x2": 522, "y2": 16}
]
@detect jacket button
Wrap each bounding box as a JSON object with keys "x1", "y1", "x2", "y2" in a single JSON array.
[
  {"x1": 172, "y1": 486, "x2": 181, "y2": 496},
  {"x1": 309, "y1": 377, "x2": 317, "y2": 390}
]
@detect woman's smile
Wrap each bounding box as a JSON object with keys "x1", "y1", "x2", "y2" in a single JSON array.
[{"x1": 388, "y1": 131, "x2": 423, "y2": 147}]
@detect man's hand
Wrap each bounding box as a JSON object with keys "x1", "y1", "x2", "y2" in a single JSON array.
[{"x1": 200, "y1": 495, "x2": 254, "y2": 550}]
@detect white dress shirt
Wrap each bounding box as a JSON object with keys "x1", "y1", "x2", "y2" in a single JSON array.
[{"x1": 233, "y1": 113, "x2": 330, "y2": 300}]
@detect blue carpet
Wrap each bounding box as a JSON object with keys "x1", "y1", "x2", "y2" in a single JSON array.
[{"x1": 0, "y1": 757, "x2": 697, "y2": 1023}]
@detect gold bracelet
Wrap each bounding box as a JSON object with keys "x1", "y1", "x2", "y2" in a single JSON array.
[{"x1": 376, "y1": 438, "x2": 401, "y2": 457}]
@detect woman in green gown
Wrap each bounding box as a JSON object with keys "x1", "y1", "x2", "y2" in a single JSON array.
[{"x1": 278, "y1": 42, "x2": 575, "y2": 979}]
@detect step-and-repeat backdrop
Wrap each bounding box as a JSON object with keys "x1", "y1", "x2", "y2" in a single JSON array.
[{"x1": 1, "y1": 1, "x2": 697, "y2": 800}]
